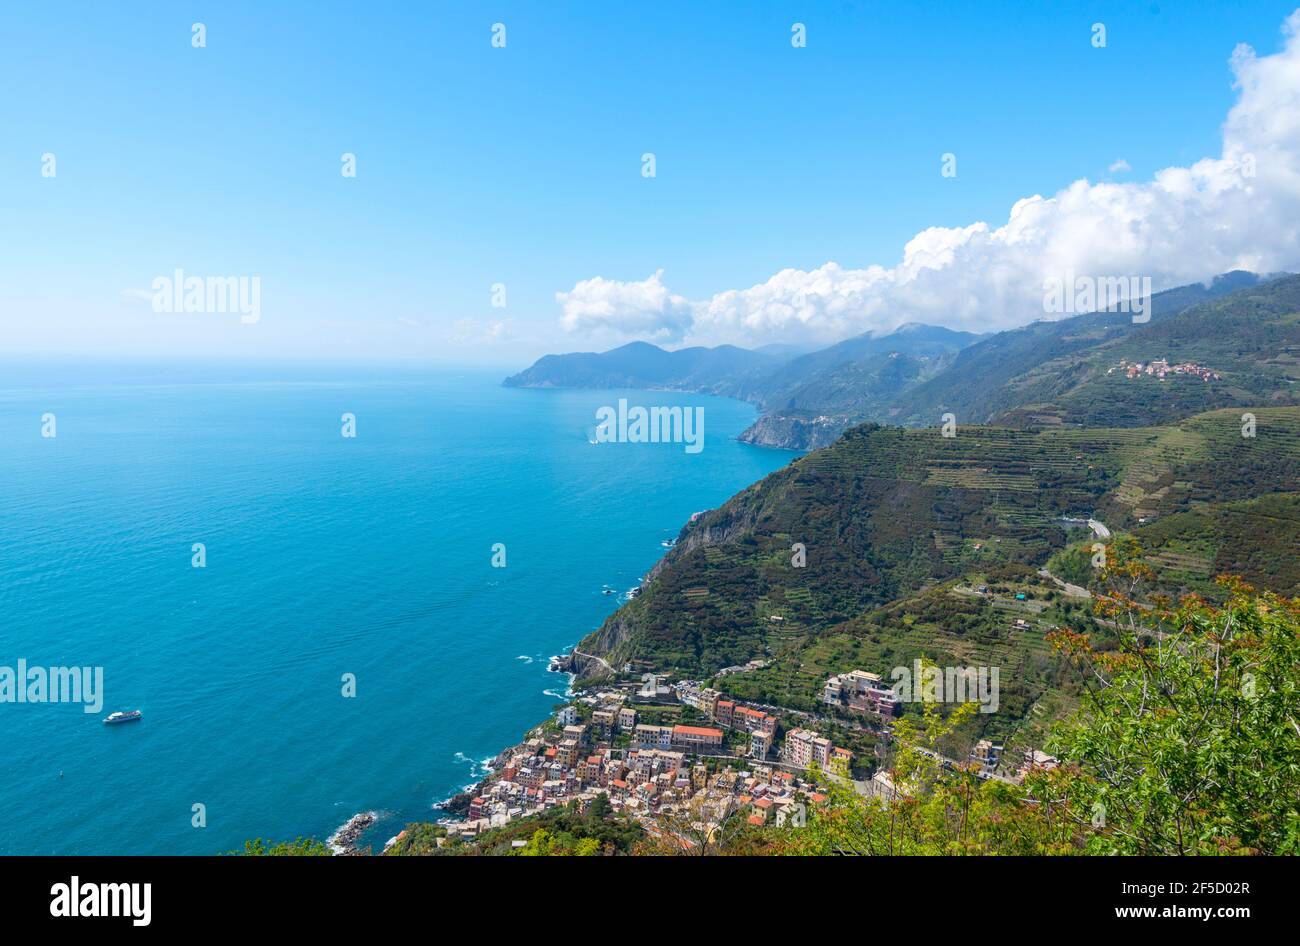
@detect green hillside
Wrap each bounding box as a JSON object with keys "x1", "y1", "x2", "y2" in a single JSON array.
[
  {"x1": 718, "y1": 563, "x2": 1095, "y2": 749},
  {"x1": 889, "y1": 271, "x2": 1299, "y2": 428},
  {"x1": 1049, "y1": 492, "x2": 1300, "y2": 600},
  {"x1": 733, "y1": 325, "x2": 978, "y2": 449},
  {"x1": 577, "y1": 407, "x2": 1300, "y2": 680}
]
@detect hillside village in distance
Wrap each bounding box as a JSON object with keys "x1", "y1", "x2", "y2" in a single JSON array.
[
  {"x1": 1107, "y1": 357, "x2": 1222, "y2": 382},
  {"x1": 422, "y1": 663, "x2": 1059, "y2": 849}
]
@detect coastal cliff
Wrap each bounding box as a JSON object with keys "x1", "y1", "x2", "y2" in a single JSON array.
[{"x1": 737, "y1": 412, "x2": 846, "y2": 451}]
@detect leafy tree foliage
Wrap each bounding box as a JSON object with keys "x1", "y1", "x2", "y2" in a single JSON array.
[
  {"x1": 229, "y1": 837, "x2": 331, "y2": 856},
  {"x1": 1047, "y1": 557, "x2": 1300, "y2": 854},
  {"x1": 773, "y1": 567, "x2": 1300, "y2": 855}
]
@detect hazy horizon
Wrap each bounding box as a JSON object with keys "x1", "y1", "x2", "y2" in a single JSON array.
[{"x1": 6, "y1": 3, "x2": 1300, "y2": 364}]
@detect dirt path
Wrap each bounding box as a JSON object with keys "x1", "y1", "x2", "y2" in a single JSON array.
[{"x1": 570, "y1": 649, "x2": 614, "y2": 675}]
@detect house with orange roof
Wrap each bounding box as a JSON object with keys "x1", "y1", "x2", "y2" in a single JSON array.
[
  {"x1": 733, "y1": 704, "x2": 777, "y2": 735},
  {"x1": 671, "y1": 724, "x2": 724, "y2": 753},
  {"x1": 713, "y1": 699, "x2": 735, "y2": 727}
]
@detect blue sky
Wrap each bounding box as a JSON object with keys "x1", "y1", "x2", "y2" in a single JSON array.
[{"x1": 3, "y1": 1, "x2": 1299, "y2": 364}]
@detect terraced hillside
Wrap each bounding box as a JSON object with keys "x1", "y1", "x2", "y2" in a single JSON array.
[
  {"x1": 718, "y1": 564, "x2": 1094, "y2": 757},
  {"x1": 892, "y1": 272, "x2": 1300, "y2": 429},
  {"x1": 575, "y1": 407, "x2": 1300, "y2": 680},
  {"x1": 1050, "y1": 492, "x2": 1300, "y2": 599},
  {"x1": 733, "y1": 272, "x2": 1296, "y2": 445},
  {"x1": 1134, "y1": 493, "x2": 1300, "y2": 596}
]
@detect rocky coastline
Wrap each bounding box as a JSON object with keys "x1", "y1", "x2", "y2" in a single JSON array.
[{"x1": 328, "y1": 812, "x2": 377, "y2": 855}]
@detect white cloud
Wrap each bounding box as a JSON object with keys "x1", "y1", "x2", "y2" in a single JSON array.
[
  {"x1": 1108, "y1": 158, "x2": 1131, "y2": 173},
  {"x1": 556, "y1": 268, "x2": 695, "y2": 344},
  {"x1": 558, "y1": 10, "x2": 1300, "y2": 349}
]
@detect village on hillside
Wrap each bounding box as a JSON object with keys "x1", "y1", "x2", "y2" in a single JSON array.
[
  {"x1": 427, "y1": 668, "x2": 1059, "y2": 848},
  {"x1": 1107, "y1": 358, "x2": 1222, "y2": 381}
]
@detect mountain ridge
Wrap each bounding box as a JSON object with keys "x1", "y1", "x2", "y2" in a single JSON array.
[{"x1": 505, "y1": 271, "x2": 1297, "y2": 449}]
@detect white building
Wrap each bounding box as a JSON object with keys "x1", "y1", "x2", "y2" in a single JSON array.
[{"x1": 783, "y1": 728, "x2": 832, "y2": 768}]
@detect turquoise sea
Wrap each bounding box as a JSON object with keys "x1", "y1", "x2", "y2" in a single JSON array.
[{"x1": 0, "y1": 361, "x2": 794, "y2": 854}]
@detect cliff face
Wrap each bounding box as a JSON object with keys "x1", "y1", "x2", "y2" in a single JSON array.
[
  {"x1": 575, "y1": 616, "x2": 634, "y2": 674},
  {"x1": 572, "y1": 485, "x2": 779, "y2": 680},
  {"x1": 737, "y1": 413, "x2": 846, "y2": 451}
]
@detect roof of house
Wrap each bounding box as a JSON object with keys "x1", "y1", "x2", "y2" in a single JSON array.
[{"x1": 672, "y1": 725, "x2": 723, "y2": 737}]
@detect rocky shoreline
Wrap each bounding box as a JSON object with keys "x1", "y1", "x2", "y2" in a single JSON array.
[
  {"x1": 328, "y1": 812, "x2": 377, "y2": 855},
  {"x1": 438, "y1": 790, "x2": 474, "y2": 817}
]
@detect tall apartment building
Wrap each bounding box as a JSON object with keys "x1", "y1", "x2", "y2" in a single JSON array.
[
  {"x1": 824, "y1": 669, "x2": 901, "y2": 718},
  {"x1": 783, "y1": 728, "x2": 832, "y2": 768},
  {"x1": 591, "y1": 710, "x2": 616, "y2": 739},
  {"x1": 629, "y1": 748, "x2": 684, "y2": 778},
  {"x1": 714, "y1": 699, "x2": 735, "y2": 727},
  {"x1": 562, "y1": 724, "x2": 589, "y2": 747},
  {"x1": 634, "y1": 724, "x2": 674, "y2": 751},
  {"x1": 732, "y1": 705, "x2": 777, "y2": 735},
  {"x1": 697, "y1": 688, "x2": 720, "y2": 720},
  {"x1": 972, "y1": 739, "x2": 1002, "y2": 771}
]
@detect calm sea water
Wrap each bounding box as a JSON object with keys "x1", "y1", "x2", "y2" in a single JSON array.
[{"x1": 0, "y1": 361, "x2": 795, "y2": 854}]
